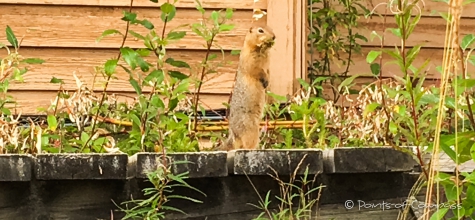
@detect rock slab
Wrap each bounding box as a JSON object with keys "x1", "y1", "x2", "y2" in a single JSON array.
[
  {"x1": 229, "y1": 149, "x2": 323, "y2": 175},
  {"x1": 324, "y1": 147, "x2": 418, "y2": 173},
  {"x1": 35, "y1": 153, "x2": 128, "y2": 180},
  {"x1": 131, "y1": 152, "x2": 228, "y2": 179},
  {"x1": 0, "y1": 154, "x2": 32, "y2": 181}
]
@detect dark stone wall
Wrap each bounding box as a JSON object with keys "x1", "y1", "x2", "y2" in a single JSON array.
[{"x1": 0, "y1": 148, "x2": 421, "y2": 220}]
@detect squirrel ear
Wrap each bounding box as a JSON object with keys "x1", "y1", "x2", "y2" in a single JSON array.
[{"x1": 249, "y1": 27, "x2": 253, "y2": 33}]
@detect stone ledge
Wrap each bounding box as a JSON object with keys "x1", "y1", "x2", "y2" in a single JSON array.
[
  {"x1": 35, "y1": 153, "x2": 128, "y2": 180},
  {"x1": 0, "y1": 154, "x2": 32, "y2": 181},
  {"x1": 131, "y1": 152, "x2": 228, "y2": 179},
  {"x1": 228, "y1": 149, "x2": 323, "y2": 175},
  {"x1": 0, "y1": 147, "x2": 426, "y2": 181},
  {"x1": 324, "y1": 147, "x2": 418, "y2": 173}
]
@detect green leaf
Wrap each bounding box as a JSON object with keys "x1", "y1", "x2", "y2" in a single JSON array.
[
  {"x1": 128, "y1": 30, "x2": 146, "y2": 40},
  {"x1": 219, "y1": 24, "x2": 235, "y2": 32},
  {"x1": 161, "y1": 2, "x2": 174, "y2": 13},
  {"x1": 161, "y1": 3, "x2": 177, "y2": 22},
  {"x1": 464, "y1": 0, "x2": 475, "y2": 5},
  {"x1": 462, "y1": 34, "x2": 475, "y2": 50},
  {"x1": 388, "y1": 28, "x2": 402, "y2": 38},
  {"x1": 267, "y1": 92, "x2": 287, "y2": 102},
  {"x1": 136, "y1": 56, "x2": 151, "y2": 72},
  {"x1": 430, "y1": 208, "x2": 449, "y2": 220},
  {"x1": 129, "y1": 78, "x2": 142, "y2": 95},
  {"x1": 231, "y1": 50, "x2": 241, "y2": 55},
  {"x1": 151, "y1": 95, "x2": 165, "y2": 108},
  {"x1": 210, "y1": 11, "x2": 219, "y2": 24},
  {"x1": 195, "y1": 0, "x2": 205, "y2": 14},
  {"x1": 136, "y1": 48, "x2": 151, "y2": 57},
  {"x1": 165, "y1": 58, "x2": 191, "y2": 68},
  {"x1": 138, "y1": 19, "x2": 154, "y2": 30},
  {"x1": 121, "y1": 11, "x2": 137, "y2": 22},
  {"x1": 80, "y1": 132, "x2": 90, "y2": 145},
  {"x1": 389, "y1": 121, "x2": 398, "y2": 134},
  {"x1": 168, "y1": 71, "x2": 189, "y2": 80},
  {"x1": 168, "y1": 98, "x2": 179, "y2": 111},
  {"x1": 419, "y1": 93, "x2": 439, "y2": 105},
  {"x1": 5, "y1": 25, "x2": 18, "y2": 49},
  {"x1": 457, "y1": 78, "x2": 475, "y2": 88},
  {"x1": 50, "y1": 77, "x2": 64, "y2": 84},
  {"x1": 144, "y1": 69, "x2": 164, "y2": 84},
  {"x1": 369, "y1": 31, "x2": 382, "y2": 42},
  {"x1": 370, "y1": 63, "x2": 380, "y2": 76},
  {"x1": 225, "y1": 8, "x2": 234, "y2": 19},
  {"x1": 1, "y1": 108, "x2": 10, "y2": 115},
  {"x1": 120, "y1": 47, "x2": 137, "y2": 70},
  {"x1": 150, "y1": 0, "x2": 159, "y2": 2},
  {"x1": 363, "y1": 102, "x2": 380, "y2": 117},
  {"x1": 405, "y1": 45, "x2": 422, "y2": 68},
  {"x1": 297, "y1": 78, "x2": 310, "y2": 90},
  {"x1": 338, "y1": 74, "x2": 361, "y2": 92},
  {"x1": 23, "y1": 58, "x2": 45, "y2": 64},
  {"x1": 47, "y1": 115, "x2": 58, "y2": 132},
  {"x1": 468, "y1": 55, "x2": 475, "y2": 67},
  {"x1": 366, "y1": 51, "x2": 381, "y2": 63},
  {"x1": 207, "y1": 54, "x2": 218, "y2": 61},
  {"x1": 354, "y1": 33, "x2": 368, "y2": 42},
  {"x1": 104, "y1": 59, "x2": 119, "y2": 76},
  {"x1": 167, "y1": 31, "x2": 186, "y2": 40},
  {"x1": 96, "y1": 29, "x2": 123, "y2": 43}
]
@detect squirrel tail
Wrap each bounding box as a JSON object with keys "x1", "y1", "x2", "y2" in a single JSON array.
[{"x1": 223, "y1": 136, "x2": 234, "y2": 151}]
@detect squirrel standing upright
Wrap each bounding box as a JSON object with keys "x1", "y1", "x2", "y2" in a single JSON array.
[{"x1": 223, "y1": 24, "x2": 276, "y2": 150}]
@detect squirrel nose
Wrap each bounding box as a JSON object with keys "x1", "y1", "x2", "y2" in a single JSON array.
[{"x1": 272, "y1": 35, "x2": 276, "y2": 40}]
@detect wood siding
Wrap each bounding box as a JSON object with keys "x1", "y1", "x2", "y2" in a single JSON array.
[{"x1": 0, "y1": 0, "x2": 461, "y2": 114}]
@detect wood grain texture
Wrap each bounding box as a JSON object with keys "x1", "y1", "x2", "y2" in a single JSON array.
[
  {"x1": 312, "y1": 0, "x2": 475, "y2": 18},
  {"x1": 1, "y1": 47, "x2": 239, "y2": 93},
  {"x1": 356, "y1": 15, "x2": 475, "y2": 48},
  {"x1": 7, "y1": 90, "x2": 230, "y2": 115},
  {"x1": 327, "y1": 47, "x2": 455, "y2": 79},
  {"x1": 0, "y1": 5, "x2": 266, "y2": 50},
  {"x1": 320, "y1": 77, "x2": 440, "y2": 104},
  {"x1": 367, "y1": 0, "x2": 475, "y2": 18},
  {"x1": 4, "y1": 46, "x2": 449, "y2": 95},
  {"x1": 267, "y1": 0, "x2": 297, "y2": 96},
  {"x1": 0, "y1": 0, "x2": 268, "y2": 9}
]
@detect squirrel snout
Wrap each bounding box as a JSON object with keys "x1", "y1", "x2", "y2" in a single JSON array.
[{"x1": 272, "y1": 35, "x2": 276, "y2": 40}]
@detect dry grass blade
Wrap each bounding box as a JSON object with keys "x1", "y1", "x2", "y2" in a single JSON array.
[{"x1": 422, "y1": 0, "x2": 464, "y2": 218}]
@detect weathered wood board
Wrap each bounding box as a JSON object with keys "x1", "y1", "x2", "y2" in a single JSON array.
[{"x1": 0, "y1": 0, "x2": 268, "y2": 9}]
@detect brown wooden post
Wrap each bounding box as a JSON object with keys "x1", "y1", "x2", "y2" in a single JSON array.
[
  {"x1": 266, "y1": 0, "x2": 292, "y2": 97},
  {"x1": 295, "y1": 0, "x2": 308, "y2": 88}
]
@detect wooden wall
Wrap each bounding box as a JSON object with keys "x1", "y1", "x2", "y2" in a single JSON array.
[
  {"x1": 309, "y1": 0, "x2": 475, "y2": 102},
  {"x1": 2, "y1": 0, "x2": 466, "y2": 115},
  {"x1": 0, "y1": 0, "x2": 303, "y2": 115}
]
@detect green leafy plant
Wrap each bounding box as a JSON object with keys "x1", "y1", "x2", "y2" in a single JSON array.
[
  {"x1": 0, "y1": 25, "x2": 45, "y2": 154},
  {"x1": 307, "y1": 0, "x2": 369, "y2": 102},
  {"x1": 114, "y1": 160, "x2": 206, "y2": 219},
  {"x1": 248, "y1": 155, "x2": 324, "y2": 220},
  {"x1": 29, "y1": 0, "x2": 237, "y2": 155}
]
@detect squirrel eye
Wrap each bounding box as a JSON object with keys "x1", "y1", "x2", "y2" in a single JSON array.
[{"x1": 257, "y1": 28, "x2": 264, "y2": 33}]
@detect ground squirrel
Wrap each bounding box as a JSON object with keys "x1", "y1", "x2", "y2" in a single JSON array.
[{"x1": 223, "y1": 24, "x2": 276, "y2": 150}]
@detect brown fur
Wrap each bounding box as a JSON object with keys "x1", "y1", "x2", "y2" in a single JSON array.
[{"x1": 223, "y1": 24, "x2": 276, "y2": 150}]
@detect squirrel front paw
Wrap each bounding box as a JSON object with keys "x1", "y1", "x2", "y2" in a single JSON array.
[{"x1": 259, "y1": 76, "x2": 269, "y2": 89}]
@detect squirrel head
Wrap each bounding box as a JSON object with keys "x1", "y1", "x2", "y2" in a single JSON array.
[{"x1": 245, "y1": 25, "x2": 276, "y2": 54}]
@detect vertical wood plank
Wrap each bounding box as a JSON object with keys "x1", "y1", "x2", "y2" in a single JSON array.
[
  {"x1": 267, "y1": 0, "x2": 297, "y2": 96},
  {"x1": 294, "y1": 0, "x2": 307, "y2": 89}
]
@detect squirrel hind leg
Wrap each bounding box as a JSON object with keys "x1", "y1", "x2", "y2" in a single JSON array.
[
  {"x1": 224, "y1": 132, "x2": 243, "y2": 151},
  {"x1": 240, "y1": 130, "x2": 260, "y2": 150}
]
